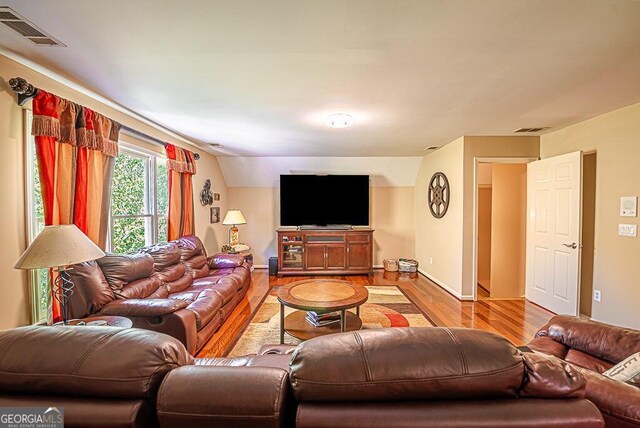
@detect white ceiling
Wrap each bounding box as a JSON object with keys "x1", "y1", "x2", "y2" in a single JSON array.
[{"x1": 2, "y1": 0, "x2": 640, "y2": 156}]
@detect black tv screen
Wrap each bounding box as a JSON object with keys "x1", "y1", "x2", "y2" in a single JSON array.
[{"x1": 280, "y1": 175, "x2": 369, "y2": 226}]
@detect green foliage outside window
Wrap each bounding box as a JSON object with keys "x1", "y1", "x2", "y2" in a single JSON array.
[{"x1": 110, "y1": 151, "x2": 168, "y2": 254}]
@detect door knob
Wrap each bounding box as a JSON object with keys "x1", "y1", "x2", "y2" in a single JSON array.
[{"x1": 562, "y1": 243, "x2": 578, "y2": 249}]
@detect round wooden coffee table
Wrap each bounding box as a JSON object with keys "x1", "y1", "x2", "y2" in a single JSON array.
[{"x1": 276, "y1": 279, "x2": 368, "y2": 344}]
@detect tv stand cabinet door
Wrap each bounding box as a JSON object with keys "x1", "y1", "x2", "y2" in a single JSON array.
[
  {"x1": 347, "y1": 242, "x2": 371, "y2": 270},
  {"x1": 305, "y1": 244, "x2": 326, "y2": 270},
  {"x1": 326, "y1": 244, "x2": 347, "y2": 270}
]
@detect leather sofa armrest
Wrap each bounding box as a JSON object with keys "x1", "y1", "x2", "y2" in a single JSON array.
[
  {"x1": 99, "y1": 299, "x2": 189, "y2": 317},
  {"x1": 207, "y1": 253, "x2": 244, "y2": 269},
  {"x1": 258, "y1": 344, "x2": 297, "y2": 355},
  {"x1": 157, "y1": 366, "x2": 293, "y2": 428}
]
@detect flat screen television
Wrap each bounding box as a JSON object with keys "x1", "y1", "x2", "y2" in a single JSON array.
[{"x1": 280, "y1": 175, "x2": 369, "y2": 226}]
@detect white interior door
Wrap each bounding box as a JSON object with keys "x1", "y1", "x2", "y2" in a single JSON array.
[{"x1": 526, "y1": 151, "x2": 582, "y2": 315}]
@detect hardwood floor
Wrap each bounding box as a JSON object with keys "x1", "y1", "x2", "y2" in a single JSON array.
[{"x1": 196, "y1": 269, "x2": 554, "y2": 358}]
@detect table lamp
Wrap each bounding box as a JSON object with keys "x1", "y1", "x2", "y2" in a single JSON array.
[
  {"x1": 14, "y1": 224, "x2": 106, "y2": 325},
  {"x1": 222, "y1": 209, "x2": 247, "y2": 246}
]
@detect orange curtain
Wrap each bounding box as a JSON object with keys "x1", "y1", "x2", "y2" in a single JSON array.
[
  {"x1": 32, "y1": 91, "x2": 120, "y2": 323},
  {"x1": 166, "y1": 143, "x2": 196, "y2": 240}
]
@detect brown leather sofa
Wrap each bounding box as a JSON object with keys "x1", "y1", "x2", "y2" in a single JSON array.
[
  {"x1": 66, "y1": 235, "x2": 250, "y2": 354},
  {"x1": 0, "y1": 325, "x2": 604, "y2": 428},
  {"x1": 528, "y1": 315, "x2": 640, "y2": 428}
]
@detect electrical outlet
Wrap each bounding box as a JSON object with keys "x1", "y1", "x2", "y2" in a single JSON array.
[
  {"x1": 594, "y1": 289, "x2": 602, "y2": 302},
  {"x1": 429, "y1": 257, "x2": 433, "y2": 265}
]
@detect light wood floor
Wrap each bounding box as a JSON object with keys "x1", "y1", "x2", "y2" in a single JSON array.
[{"x1": 196, "y1": 269, "x2": 554, "y2": 358}]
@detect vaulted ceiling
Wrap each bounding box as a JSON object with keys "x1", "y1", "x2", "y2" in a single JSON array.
[{"x1": 2, "y1": 0, "x2": 640, "y2": 156}]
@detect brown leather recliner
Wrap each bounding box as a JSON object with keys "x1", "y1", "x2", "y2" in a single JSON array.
[
  {"x1": 527, "y1": 315, "x2": 640, "y2": 428},
  {"x1": 159, "y1": 328, "x2": 604, "y2": 428},
  {"x1": 0, "y1": 326, "x2": 603, "y2": 428},
  {"x1": 66, "y1": 235, "x2": 250, "y2": 354}
]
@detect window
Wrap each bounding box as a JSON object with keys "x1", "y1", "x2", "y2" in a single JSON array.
[
  {"x1": 24, "y1": 110, "x2": 49, "y2": 324},
  {"x1": 109, "y1": 144, "x2": 168, "y2": 254}
]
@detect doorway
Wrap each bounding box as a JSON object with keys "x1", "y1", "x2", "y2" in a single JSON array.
[
  {"x1": 476, "y1": 162, "x2": 528, "y2": 300},
  {"x1": 580, "y1": 152, "x2": 597, "y2": 317}
]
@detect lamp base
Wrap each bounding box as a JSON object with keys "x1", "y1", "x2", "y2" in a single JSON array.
[
  {"x1": 53, "y1": 268, "x2": 74, "y2": 325},
  {"x1": 229, "y1": 226, "x2": 239, "y2": 246}
]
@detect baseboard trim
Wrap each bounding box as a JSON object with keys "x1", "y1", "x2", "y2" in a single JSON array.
[
  {"x1": 373, "y1": 264, "x2": 384, "y2": 269},
  {"x1": 253, "y1": 265, "x2": 268, "y2": 269},
  {"x1": 417, "y1": 268, "x2": 473, "y2": 301}
]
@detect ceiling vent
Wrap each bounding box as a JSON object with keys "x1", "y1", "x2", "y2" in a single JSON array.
[
  {"x1": 513, "y1": 127, "x2": 550, "y2": 133},
  {"x1": 423, "y1": 146, "x2": 440, "y2": 151},
  {"x1": 0, "y1": 7, "x2": 65, "y2": 47}
]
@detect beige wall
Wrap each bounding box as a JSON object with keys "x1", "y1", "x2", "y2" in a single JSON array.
[
  {"x1": 489, "y1": 164, "x2": 527, "y2": 298},
  {"x1": 477, "y1": 187, "x2": 492, "y2": 290},
  {"x1": 541, "y1": 101, "x2": 640, "y2": 329},
  {"x1": 414, "y1": 138, "x2": 465, "y2": 297},
  {"x1": 0, "y1": 54, "x2": 228, "y2": 329},
  {"x1": 228, "y1": 186, "x2": 414, "y2": 267}
]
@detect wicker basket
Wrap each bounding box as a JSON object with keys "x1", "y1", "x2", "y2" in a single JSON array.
[
  {"x1": 398, "y1": 259, "x2": 418, "y2": 273},
  {"x1": 383, "y1": 259, "x2": 399, "y2": 272}
]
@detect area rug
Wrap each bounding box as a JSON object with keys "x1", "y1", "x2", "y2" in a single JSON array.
[{"x1": 227, "y1": 285, "x2": 434, "y2": 357}]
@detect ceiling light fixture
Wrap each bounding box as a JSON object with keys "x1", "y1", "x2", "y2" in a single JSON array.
[{"x1": 326, "y1": 113, "x2": 354, "y2": 128}]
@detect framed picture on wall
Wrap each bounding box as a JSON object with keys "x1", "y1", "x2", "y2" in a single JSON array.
[
  {"x1": 210, "y1": 206, "x2": 220, "y2": 223},
  {"x1": 214, "y1": 193, "x2": 220, "y2": 201}
]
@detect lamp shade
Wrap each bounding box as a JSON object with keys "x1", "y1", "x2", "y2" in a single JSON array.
[
  {"x1": 14, "y1": 225, "x2": 106, "y2": 270},
  {"x1": 222, "y1": 209, "x2": 247, "y2": 226}
]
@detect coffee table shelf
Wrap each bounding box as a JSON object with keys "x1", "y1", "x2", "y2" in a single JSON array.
[{"x1": 276, "y1": 279, "x2": 368, "y2": 344}]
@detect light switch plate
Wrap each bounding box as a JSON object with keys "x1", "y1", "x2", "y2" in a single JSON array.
[
  {"x1": 620, "y1": 196, "x2": 637, "y2": 217},
  {"x1": 618, "y1": 224, "x2": 637, "y2": 237}
]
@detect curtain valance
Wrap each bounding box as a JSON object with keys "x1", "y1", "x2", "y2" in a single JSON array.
[
  {"x1": 166, "y1": 143, "x2": 197, "y2": 174},
  {"x1": 31, "y1": 90, "x2": 121, "y2": 157}
]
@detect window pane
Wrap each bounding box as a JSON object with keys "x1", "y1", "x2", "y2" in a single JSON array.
[
  {"x1": 158, "y1": 215, "x2": 168, "y2": 243},
  {"x1": 111, "y1": 217, "x2": 148, "y2": 254},
  {"x1": 157, "y1": 159, "x2": 168, "y2": 242},
  {"x1": 111, "y1": 152, "x2": 147, "y2": 216},
  {"x1": 28, "y1": 115, "x2": 49, "y2": 324}
]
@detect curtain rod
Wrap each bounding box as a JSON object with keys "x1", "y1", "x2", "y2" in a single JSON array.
[{"x1": 8, "y1": 76, "x2": 200, "y2": 160}]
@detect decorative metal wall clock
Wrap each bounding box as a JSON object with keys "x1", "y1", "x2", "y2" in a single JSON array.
[{"x1": 428, "y1": 172, "x2": 450, "y2": 218}]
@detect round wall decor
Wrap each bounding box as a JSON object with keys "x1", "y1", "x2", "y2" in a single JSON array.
[{"x1": 428, "y1": 172, "x2": 450, "y2": 218}]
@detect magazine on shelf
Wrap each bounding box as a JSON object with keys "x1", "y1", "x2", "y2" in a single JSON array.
[{"x1": 305, "y1": 311, "x2": 341, "y2": 327}]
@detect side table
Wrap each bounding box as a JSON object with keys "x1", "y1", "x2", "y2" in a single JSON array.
[{"x1": 56, "y1": 316, "x2": 133, "y2": 328}]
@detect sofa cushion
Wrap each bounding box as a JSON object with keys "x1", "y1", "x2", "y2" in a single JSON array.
[
  {"x1": 603, "y1": 352, "x2": 640, "y2": 388},
  {"x1": 97, "y1": 253, "x2": 154, "y2": 291},
  {"x1": 138, "y1": 242, "x2": 182, "y2": 271},
  {"x1": 174, "y1": 235, "x2": 211, "y2": 279},
  {"x1": 573, "y1": 364, "x2": 640, "y2": 426},
  {"x1": 209, "y1": 279, "x2": 239, "y2": 305},
  {"x1": 289, "y1": 327, "x2": 524, "y2": 402},
  {"x1": 208, "y1": 253, "x2": 245, "y2": 269},
  {"x1": 67, "y1": 260, "x2": 114, "y2": 318},
  {"x1": 116, "y1": 275, "x2": 163, "y2": 300},
  {"x1": 185, "y1": 289, "x2": 224, "y2": 330},
  {"x1": 0, "y1": 326, "x2": 192, "y2": 399},
  {"x1": 536, "y1": 315, "x2": 640, "y2": 364},
  {"x1": 565, "y1": 348, "x2": 614, "y2": 373}
]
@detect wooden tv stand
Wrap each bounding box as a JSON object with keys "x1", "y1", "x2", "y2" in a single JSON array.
[{"x1": 277, "y1": 228, "x2": 374, "y2": 277}]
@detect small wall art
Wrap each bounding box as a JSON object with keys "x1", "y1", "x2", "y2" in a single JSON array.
[{"x1": 210, "y1": 206, "x2": 220, "y2": 223}]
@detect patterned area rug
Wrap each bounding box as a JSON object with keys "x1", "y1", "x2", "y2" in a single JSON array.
[{"x1": 228, "y1": 285, "x2": 434, "y2": 357}]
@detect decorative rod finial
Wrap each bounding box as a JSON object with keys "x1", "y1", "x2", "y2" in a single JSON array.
[{"x1": 9, "y1": 77, "x2": 36, "y2": 95}]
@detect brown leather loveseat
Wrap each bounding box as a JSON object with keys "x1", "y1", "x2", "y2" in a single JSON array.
[
  {"x1": 0, "y1": 325, "x2": 604, "y2": 428},
  {"x1": 528, "y1": 315, "x2": 640, "y2": 427},
  {"x1": 66, "y1": 235, "x2": 250, "y2": 354}
]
